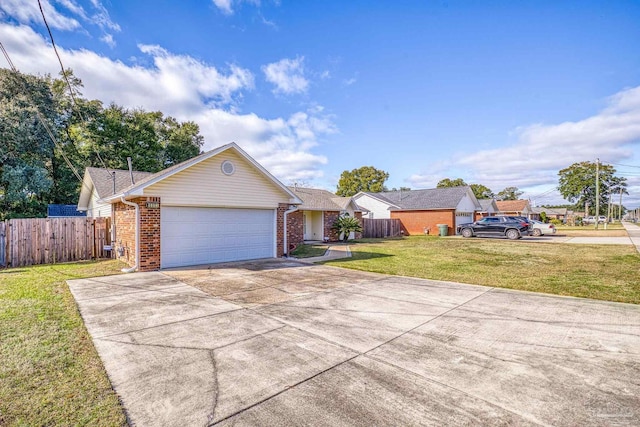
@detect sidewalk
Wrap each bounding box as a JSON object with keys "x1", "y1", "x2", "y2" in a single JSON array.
[
  {"x1": 296, "y1": 244, "x2": 352, "y2": 263},
  {"x1": 621, "y1": 221, "x2": 640, "y2": 253}
]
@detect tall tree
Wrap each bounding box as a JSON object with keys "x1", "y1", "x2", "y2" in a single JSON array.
[
  {"x1": 496, "y1": 186, "x2": 523, "y2": 201},
  {"x1": 159, "y1": 117, "x2": 204, "y2": 168},
  {"x1": 470, "y1": 184, "x2": 494, "y2": 199},
  {"x1": 336, "y1": 166, "x2": 389, "y2": 196},
  {"x1": 0, "y1": 69, "x2": 56, "y2": 219},
  {"x1": 557, "y1": 161, "x2": 618, "y2": 215},
  {"x1": 0, "y1": 69, "x2": 206, "y2": 218},
  {"x1": 437, "y1": 178, "x2": 467, "y2": 188},
  {"x1": 609, "y1": 176, "x2": 628, "y2": 219}
]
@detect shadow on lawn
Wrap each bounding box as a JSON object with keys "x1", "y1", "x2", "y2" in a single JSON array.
[{"x1": 323, "y1": 251, "x2": 393, "y2": 263}]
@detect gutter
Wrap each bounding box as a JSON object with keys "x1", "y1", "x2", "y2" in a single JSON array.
[
  {"x1": 119, "y1": 196, "x2": 139, "y2": 273},
  {"x1": 283, "y1": 206, "x2": 299, "y2": 257}
]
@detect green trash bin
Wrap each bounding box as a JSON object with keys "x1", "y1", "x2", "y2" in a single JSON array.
[{"x1": 437, "y1": 224, "x2": 448, "y2": 236}]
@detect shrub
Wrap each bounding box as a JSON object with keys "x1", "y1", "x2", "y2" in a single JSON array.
[{"x1": 332, "y1": 215, "x2": 363, "y2": 242}]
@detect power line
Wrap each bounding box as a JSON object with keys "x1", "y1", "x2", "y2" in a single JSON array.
[
  {"x1": 602, "y1": 160, "x2": 640, "y2": 169},
  {"x1": 0, "y1": 40, "x2": 85, "y2": 186},
  {"x1": 37, "y1": 0, "x2": 113, "y2": 179}
]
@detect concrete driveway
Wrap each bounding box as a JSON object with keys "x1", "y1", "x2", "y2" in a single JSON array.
[{"x1": 68, "y1": 260, "x2": 640, "y2": 426}]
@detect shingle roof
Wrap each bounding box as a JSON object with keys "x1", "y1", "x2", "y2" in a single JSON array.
[
  {"x1": 367, "y1": 186, "x2": 478, "y2": 210},
  {"x1": 288, "y1": 187, "x2": 359, "y2": 211},
  {"x1": 531, "y1": 206, "x2": 567, "y2": 215},
  {"x1": 47, "y1": 204, "x2": 86, "y2": 217},
  {"x1": 478, "y1": 199, "x2": 497, "y2": 211},
  {"x1": 495, "y1": 200, "x2": 530, "y2": 213},
  {"x1": 86, "y1": 167, "x2": 154, "y2": 200}
]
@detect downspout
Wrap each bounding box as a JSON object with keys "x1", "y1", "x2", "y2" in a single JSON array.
[
  {"x1": 283, "y1": 206, "x2": 298, "y2": 257},
  {"x1": 120, "y1": 196, "x2": 139, "y2": 273}
]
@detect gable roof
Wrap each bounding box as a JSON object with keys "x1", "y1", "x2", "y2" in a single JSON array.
[
  {"x1": 363, "y1": 186, "x2": 480, "y2": 211},
  {"x1": 288, "y1": 187, "x2": 362, "y2": 212},
  {"x1": 478, "y1": 199, "x2": 499, "y2": 212},
  {"x1": 495, "y1": 199, "x2": 531, "y2": 213},
  {"x1": 531, "y1": 206, "x2": 568, "y2": 215},
  {"x1": 87, "y1": 167, "x2": 154, "y2": 200},
  {"x1": 78, "y1": 143, "x2": 302, "y2": 207}
]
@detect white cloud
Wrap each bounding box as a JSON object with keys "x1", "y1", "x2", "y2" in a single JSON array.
[
  {"x1": 262, "y1": 56, "x2": 309, "y2": 95},
  {"x1": 100, "y1": 33, "x2": 115, "y2": 48},
  {"x1": 88, "y1": 0, "x2": 120, "y2": 32},
  {"x1": 0, "y1": 0, "x2": 81, "y2": 30},
  {"x1": 211, "y1": 0, "x2": 261, "y2": 15},
  {"x1": 409, "y1": 85, "x2": 640, "y2": 206},
  {"x1": 0, "y1": 22, "x2": 332, "y2": 183},
  {"x1": 212, "y1": 0, "x2": 234, "y2": 15}
]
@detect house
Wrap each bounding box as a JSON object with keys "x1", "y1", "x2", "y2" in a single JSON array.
[
  {"x1": 285, "y1": 187, "x2": 364, "y2": 249},
  {"x1": 354, "y1": 186, "x2": 481, "y2": 235},
  {"x1": 495, "y1": 200, "x2": 532, "y2": 218},
  {"x1": 77, "y1": 143, "x2": 302, "y2": 271},
  {"x1": 474, "y1": 199, "x2": 500, "y2": 220},
  {"x1": 47, "y1": 204, "x2": 86, "y2": 217},
  {"x1": 530, "y1": 206, "x2": 567, "y2": 222}
]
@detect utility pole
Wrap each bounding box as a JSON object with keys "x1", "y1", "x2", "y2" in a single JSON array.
[
  {"x1": 618, "y1": 187, "x2": 623, "y2": 221},
  {"x1": 595, "y1": 158, "x2": 600, "y2": 230}
]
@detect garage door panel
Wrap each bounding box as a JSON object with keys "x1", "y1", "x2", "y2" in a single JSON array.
[{"x1": 161, "y1": 207, "x2": 275, "y2": 268}]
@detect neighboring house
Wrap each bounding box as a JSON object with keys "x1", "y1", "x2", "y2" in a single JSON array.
[
  {"x1": 530, "y1": 206, "x2": 567, "y2": 222},
  {"x1": 354, "y1": 186, "x2": 481, "y2": 236},
  {"x1": 352, "y1": 192, "x2": 400, "y2": 219},
  {"x1": 495, "y1": 200, "x2": 532, "y2": 218},
  {"x1": 47, "y1": 204, "x2": 86, "y2": 217},
  {"x1": 474, "y1": 199, "x2": 500, "y2": 220},
  {"x1": 77, "y1": 143, "x2": 302, "y2": 271},
  {"x1": 78, "y1": 168, "x2": 153, "y2": 218},
  {"x1": 286, "y1": 187, "x2": 363, "y2": 248}
]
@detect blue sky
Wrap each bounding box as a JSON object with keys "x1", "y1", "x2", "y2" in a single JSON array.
[{"x1": 1, "y1": 0, "x2": 640, "y2": 207}]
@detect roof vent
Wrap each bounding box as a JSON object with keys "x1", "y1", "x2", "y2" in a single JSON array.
[{"x1": 221, "y1": 160, "x2": 235, "y2": 175}]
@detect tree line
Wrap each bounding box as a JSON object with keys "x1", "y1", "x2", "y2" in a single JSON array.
[
  {"x1": 336, "y1": 166, "x2": 524, "y2": 200},
  {"x1": 0, "y1": 69, "x2": 204, "y2": 219},
  {"x1": 336, "y1": 163, "x2": 629, "y2": 216}
]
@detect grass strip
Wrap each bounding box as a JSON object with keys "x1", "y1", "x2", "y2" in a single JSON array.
[{"x1": 0, "y1": 260, "x2": 127, "y2": 426}]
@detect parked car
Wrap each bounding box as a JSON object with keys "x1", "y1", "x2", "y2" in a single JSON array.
[
  {"x1": 457, "y1": 216, "x2": 530, "y2": 240},
  {"x1": 530, "y1": 220, "x2": 556, "y2": 236},
  {"x1": 584, "y1": 216, "x2": 608, "y2": 224}
]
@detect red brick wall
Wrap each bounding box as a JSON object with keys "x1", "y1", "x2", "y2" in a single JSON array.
[
  {"x1": 276, "y1": 204, "x2": 288, "y2": 257},
  {"x1": 391, "y1": 210, "x2": 456, "y2": 236},
  {"x1": 113, "y1": 197, "x2": 161, "y2": 272},
  {"x1": 323, "y1": 211, "x2": 340, "y2": 241},
  {"x1": 286, "y1": 210, "x2": 304, "y2": 251}
]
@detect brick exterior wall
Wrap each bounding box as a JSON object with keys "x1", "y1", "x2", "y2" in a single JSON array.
[
  {"x1": 113, "y1": 196, "x2": 161, "y2": 272},
  {"x1": 354, "y1": 211, "x2": 363, "y2": 239},
  {"x1": 391, "y1": 210, "x2": 456, "y2": 236},
  {"x1": 323, "y1": 211, "x2": 340, "y2": 241},
  {"x1": 286, "y1": 210, "x2": 304, "y2": 251},
  {"x1": 276, "y1": 204, "x2": 288, "y2": 257}
]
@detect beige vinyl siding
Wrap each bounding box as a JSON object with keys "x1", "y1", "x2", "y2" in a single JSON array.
[
  {"x1": 144, "y1": 151, "x2": 290, "y2": 208},
  {"x1": 87, "y1": 189, "x2": 112, "y2": 218}
]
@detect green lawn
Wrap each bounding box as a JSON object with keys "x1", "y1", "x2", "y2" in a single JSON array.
[
  {"x1": 290, "y1": 243, "x2": 328, "y2": 258},
  {"x1": 0, "y1": 260, "x2": 127, "y2": 426},
  {"x1": 324, "y1": 236, "x2": 640, "y2": 304}
]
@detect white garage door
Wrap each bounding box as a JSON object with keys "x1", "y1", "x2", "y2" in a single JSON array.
[
  {"x1": 161, "y1": 207, "x2": 275, "y2": 268},
  {"x1": 455, "y1": 212, "x2": 474, "y2": 229}
]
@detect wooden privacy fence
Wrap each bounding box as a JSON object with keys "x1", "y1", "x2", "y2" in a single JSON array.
[
  {"x1": 0, "y1": 217, "x2": 111, "y2": 268},
  {"x1": 362, "y1": 218, "x2": 402, "y2": 238}
]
